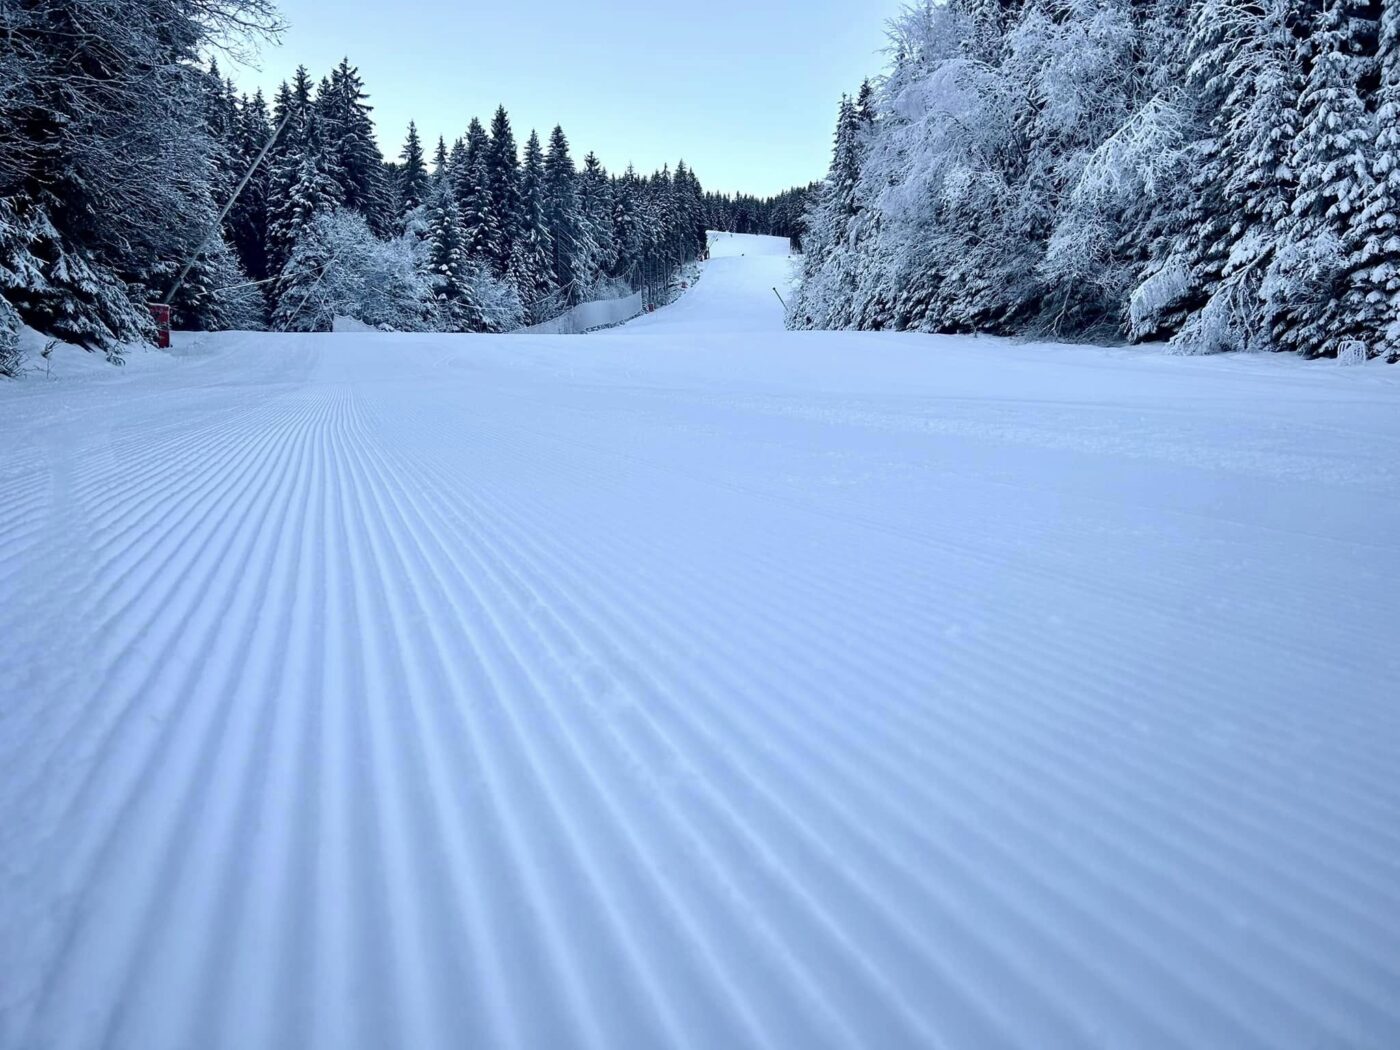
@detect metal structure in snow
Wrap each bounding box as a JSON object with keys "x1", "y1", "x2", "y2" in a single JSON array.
[{"x1": 155, "y1": 108, "x2": 294, "y2": 328}]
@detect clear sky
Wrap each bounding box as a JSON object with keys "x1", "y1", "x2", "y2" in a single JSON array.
[{"x1": 227, "y1": 0, "x2": 904, "y2": 198}]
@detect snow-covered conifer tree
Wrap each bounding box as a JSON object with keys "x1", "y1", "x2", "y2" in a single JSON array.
[
  {"x1": 512, "y1": 131, "x2": 556, "y2": 319},
  {"x1": 485, "y1": 107, "x2": 521, "y2": 277},
  {"x1": 543, "y1": 125, "x2": 589, "y2": 304},
  {"x1": 396, "y1": 122, "x2": 431, "y2": 223},
  {"x1": 579, "y1": 152, "x2": 618, "y2": 285},
  {"x1": 317, "y1": 58, "x2": 392, "y2": 235},
  {"x1": 1266, "y1": 0, "x2": 1375, "y2": 358},
  {"x1": 422, "y1": 175, "x2": 478, "y2": 330},
  {"x1": 1345, "y1": 0, "x2": 1400, "y2": 360},
  {"x1": 458, "y1": 119, "x2": 494, "y2": 263}
]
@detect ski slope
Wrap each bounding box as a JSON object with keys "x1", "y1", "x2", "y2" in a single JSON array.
[
  {"x1": 625, "y1": 231, "x2": 794, "y2": 334},
  {"x1": 2, "y1": 233, "x2": 1400, "y2": 1050}
]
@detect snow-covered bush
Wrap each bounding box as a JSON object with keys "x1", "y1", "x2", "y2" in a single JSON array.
[
  {"x1": 1337, "y1": 339, "x2": 1369, "y2": 366},
  {"x1": 467, "y1": 262, "x2": 525, "y2": 333},
  {"x1": 274, "y1": 210, "x2": 437, "y2": 332},
  {"x1": 269, "y1": 207, "x2": 526, "y2": 334}
]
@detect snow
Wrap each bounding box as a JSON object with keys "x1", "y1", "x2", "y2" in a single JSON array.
[
  {"x1": 2, "y1": 233, "x2": 1400, "y2": 1050},
  {"x1": 332, "y1": 314, "x2": 377, "y2": 332},
  {"x1": 623, "y1": 232, "x2": 794, "y2": 334}
]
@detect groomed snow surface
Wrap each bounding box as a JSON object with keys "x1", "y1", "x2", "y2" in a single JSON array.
[{"x1": 3, "y1": 233, "x2": 1399, "y2": 1050}]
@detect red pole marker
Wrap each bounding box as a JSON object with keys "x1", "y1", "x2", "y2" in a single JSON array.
[{"x1": 148, "y1": 303, "x2": 171, "y2": 349}]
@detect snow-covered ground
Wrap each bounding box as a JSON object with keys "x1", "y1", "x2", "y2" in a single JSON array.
[{"x1": 2, "y1": 233, "x2": 1399, "y2": 1050}]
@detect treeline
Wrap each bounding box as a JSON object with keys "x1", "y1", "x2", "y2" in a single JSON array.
[
  {"x1": 704, "y1": 186, "x2": 815, "y2": 246},
  {"x1": 217, "y1": 66, "x2": 710, "y2": 333},
  {"x1": 793, "y1": 0, "x2": 1400, "y2": 362},
  {"x1": 0, "y1": 1, "x2": 711, "y2": 362},
  {"x1": 0, "y1": 0, "x2": 282, "y2": 362}
]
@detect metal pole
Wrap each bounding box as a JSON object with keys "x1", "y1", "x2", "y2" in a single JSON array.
[
  {"x1": 163, "y1": 108, "x2": 294, "y2": 304},
  {"x1": 771, "y1": 287, "x2": 788, "y2": 309},
  {"x1": 210, "y1": 274, "x2": 281, "y2": 294}
]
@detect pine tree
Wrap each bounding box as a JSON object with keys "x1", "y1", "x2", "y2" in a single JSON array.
[
  {"x1": 855, "y1": 79, "x2": 877, "y2": 125},
  {"x1": 269, "y1": 109, "x2": 344, "y2": 320},
  {"x1": 543, "y1": 125, "x2": 588, "y2": 303},
  {"x1": 612, "y1": 167, "x2": 643, "y2": 281},
  {"x1": 578, "y1": 152, "x2": 617, "y2": 280},
  {"x1": 457, "y1": 118, "x2": 493, "y2": 261},
  {"x1": 1171, "y1": 0, "x2": 1301, "y2": 353},
  {"x1": 1122, "y1": 0, "x2": 1293, "y2": 353},
  {"x1": 792, "y1": 95, "x2": 865, "y2": 329},
  {"x1": 268, "y1": 110, "x2": 344, "y2": 280},
  {"x1": 447, "y1": 137, "x2": 469, "y2": 197},
  {"x1": 202, "y1": 60, "x2": 241, "y2": 210},
  {"x1": 290, "y1": 65, "x2": 315, "y2": 113},
  {"x1": 167, "y1": 232, "x2": 262, "y2": 332},
  {"x1": 397, "y1": 121, "x2": 431, "y2": 222},
  {"x1": 422, "y1": 176, "x2": 477, "y2": 330},
  {"x1": 1269, "y1": 0, "x2": 1375, "y2": 357},
  {"x1": 266, "y1": 67, "x2": 316, "y2": 175},
  {"x1": 0, "y1": 193, "x2": 145, "y2": 353},
  {"x1": 485, "y1": 106, "x2": 521, "y2": 277},
  {"x1": 1345, "y1": 1, "x2": 1400, "y2": 360},
  {"x1": 673, "y1": 161, "x2": 707, "y2": 263},
  {"x1": 228, "y1": 90, "x2": 274, "y2": 285},
  {"x1": 512, "y1": 130, "x2": 556, "y2": 318},
  {"x1": 433, "y1": 136, "x2": 450, "y2": 183},
  {"x1": 270, "y1": 64, "x2": 316, "y2": 165},
  {"x1": 0, "y1": 285, "x2": 20, "y2": 376},
  {"x1": 184, "y1": 59, "x2": 262, "y2": 332},
  {"x1": 267, "y1": 79, "x2": 302, "y2": 186},
  {"x1": 317, "y1": 58, "x2": 392, "y2": 235}
]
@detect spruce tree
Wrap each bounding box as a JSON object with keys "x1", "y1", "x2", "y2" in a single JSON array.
[
  {"x1": 202, "y1": 60, "x2": 241, "y2": 210},
  {"x1": 485, "y1": 106, "x2": 521, "y2": 277},
  {"x1": 1346, "y1": 1, "x2": 1400, "y2": 360},
  {"x1": 267, "y1": 80, "x2": 303, "y2": 186},
  {"x1": 290, "y1": 65, "x2": 315, "y2": 113},
  {"x1": 0, "y1": 193, "x2": 145, "y2": 353},
  {"x1": 1271, "y1": 0, "x2": 1375, "y2": 357},
  {"x1": 512, "y1": 130, "x2": 556, "y2": 318},
  {"x1": 855, "y1": 79, "x2": 877, "y2": 124},
  {"x1": 433, "y1": 136, "x2": 450, "y2": 183},
  {"x1": 422, "y1": 176, "x2": 477, "y2": 330},
  {"x1": 269, "y1": 110, "x2": 344, "y2": 317},
  {"x1": 543, "y1": 125, "x2": 587, "y2": 302},
  {"x1": 269, "y1": 110, "x2": 344, "y2": 279},
  {"x1": 612, "y1": 167, "x2": 643, "y2": 282},
  {"x1": 397, "y1": 121, "x2": 431, "y2": 222},
  {"x1": 673, "y1": 161, "x2": 707, "y2": 262},
  {"x1": 578, "y1": 152, "x2": 618, "y2": 279},
  {"x1": 457, "y1": 118, "x2": 493, "y2": 261},
  {"x1": 318, "y1": 58, "x2": 392, "y2": 235},
  {"x1": 447, "y1": 138, "x2": 469, "y2": 196},
  {"x1": 793, "y1": 96, "x2": 864, "y2": 329},
  {"x1": 228, "y1": 90, "x2": 274, "y2": 285}
]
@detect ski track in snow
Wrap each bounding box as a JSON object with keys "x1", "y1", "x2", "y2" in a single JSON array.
[{"x1": 2, "y1": 233, "x2": 1400, "y2": 1050}]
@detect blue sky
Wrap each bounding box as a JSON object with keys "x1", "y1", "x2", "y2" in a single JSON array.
[{"x1": 229, "y1": 0, "x2": 904, "y2": 197}]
